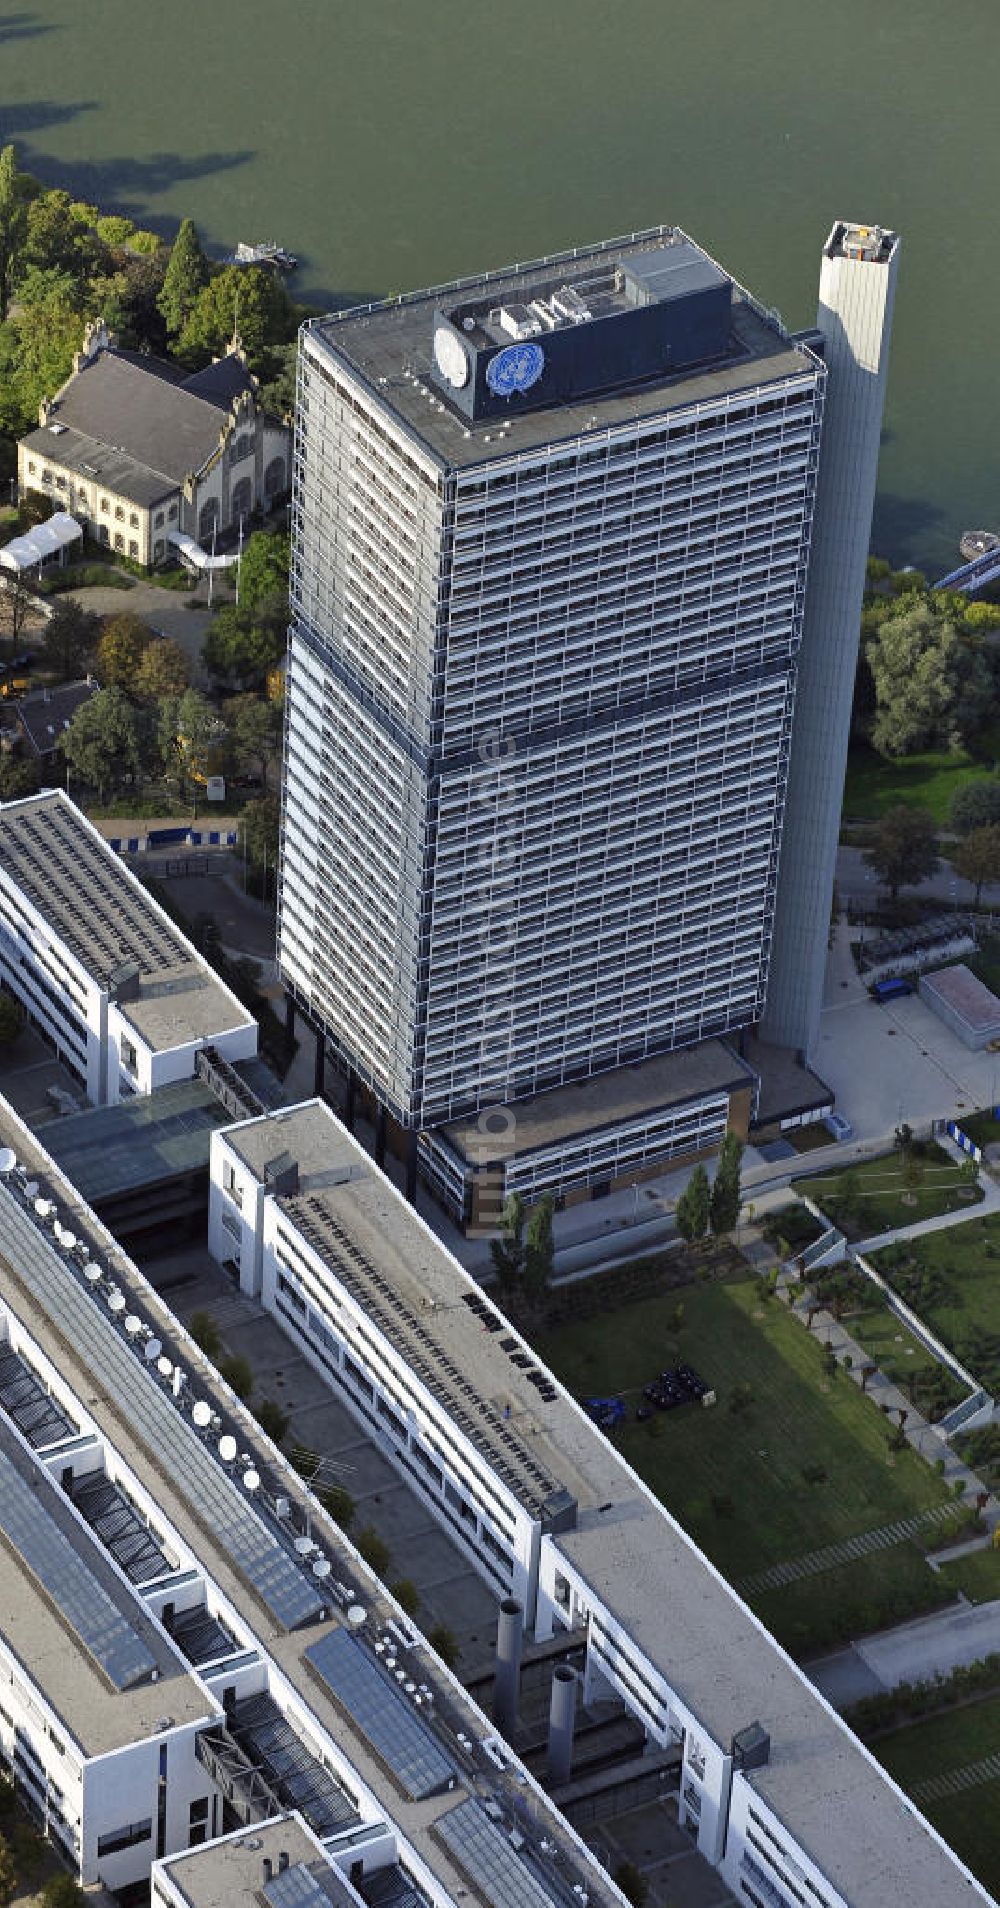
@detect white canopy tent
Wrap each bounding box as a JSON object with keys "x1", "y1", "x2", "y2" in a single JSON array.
[
  {"x1": 0, "y1": 512, "x2": 83, "y2": 575},
  {"x1": 167, "y1": 527, "x2": 239, "y2": 573}
]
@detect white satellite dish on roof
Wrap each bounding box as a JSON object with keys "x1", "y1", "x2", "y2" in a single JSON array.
[
  {"x1": 52, "y1": 1221, "x2": 65, "y2": 1244},
  {"x1": 294, "y1": 1536, "x2": 314, "y2": 1557},
  {"x1": 0, "y1": 1149, "x2": 17, "y2": 1175},
  {"x1": 85, "y1": 1265, "x2": 102, "y2": 1285},
  {"x1": 219, "y1": 1434, "x2": 238, "y2": 1463},
  {"x1": 192, "y1": 1401, "x2": 212, "y2": 1428},
  {"x1": 157, "y1": 1356, "x2": 173, "y2": 1378},
  {"x1": 242, "y1": 1468, "x2": 260, "y2": 1493},
  {"x1": 33, "y1": 1196, "x2": 48, "y2": 1217},
  {"x1": 347, "y1": 1605, "x2": 366, "y2": 1629},
  {"x1": 312, "y1": 1558, "x2": 331, "y2": 1581},
  {"x1": 61, "y1": 1232, "x2": 76, "y2": 1252},
  {"x1": 124, "y1": 1314, "x2": 143, "y2": 1336},
  {"x1": 144, "y1": 1337, "x2": 162, "y2": 1362},
  {"x1": 108, "y1": 1291, "x2": 126, "y2": 1314}
]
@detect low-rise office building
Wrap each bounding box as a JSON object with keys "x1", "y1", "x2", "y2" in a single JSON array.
[
  {"x1": 208, "y1": 1096, "x2": 990, "y2": 1908},
  {"x1": 0, "y1": 789, "x2": 257, "y2": 1105},
  {"x1": 0, "y1": 1095, "x2": 624, "y2": 1908}
]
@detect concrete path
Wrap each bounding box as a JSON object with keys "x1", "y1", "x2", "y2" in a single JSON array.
[
  {"x1": 914, "y1": 1749, "x2": 1000, "y2": 1804},
  {"x1": 784, "y1": 1290, "x2": 997, "y2": 1521},
  {"x1": 739, "y1": 1502, "x2": 964, "y2": 1596},
  {"x1": 858, "y1": 1598, "x2": 1000, "y2": 1692}
]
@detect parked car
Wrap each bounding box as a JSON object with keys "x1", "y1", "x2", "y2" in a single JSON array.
[
  {"x1": 824, "y1": 1111, "x2": 853, "y2": 1142},
  {"x1": 869, "y1": 975, "x2": 913, "y2": 1003}
]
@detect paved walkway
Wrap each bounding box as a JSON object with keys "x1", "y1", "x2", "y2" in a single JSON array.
[
  {"x1": 913, "y1": 1749, "x2": 1000, "y2": 1804},
  {"x1": 740, "y1": 1502, "x2": 964, "y2": 1596},
  {"x1": 783, "y1": 1288, "x2": 998, "y2": 1522}
]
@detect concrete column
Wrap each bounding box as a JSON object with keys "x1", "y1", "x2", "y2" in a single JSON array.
[
  {"x1": 547, "y1": 1664, "x2": 577, "y2": 1786},
  {"x1": 493, "y1": 1597, "x2": 523, "y2": 1733}
]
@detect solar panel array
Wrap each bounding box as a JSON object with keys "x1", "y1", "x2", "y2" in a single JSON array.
[
  {"x1": 70, "y1": 1472, "x2": 172, "y2": 1585},
  {"x1": 0, "y1": 1443, "x2": 156, "y2": 1690},
  {"x1": 435, "y1": 1800, "x2": 560, "y2": 1908},
  {"x1": 169, "y1": 1603, "x2": 237, "y2": 1667},
  {"x1": 0, "y1": 797, "x2": 194, "y2": 987},
  {"x1": 264, "y1": 1862, "x2": 359, "y2": 1908},
  {"x1": 0, "y1": 1344, "x2": 76, "y2": 1449},
  {"x1": 0, "y1": 1185, "x2": 326, "y2": 1630},
  {"x1": 227, "y1": 1692, "x2": 360, "y2": 1837},
  {"x1": 290, "y1": 1195, "x2": 558, "y2": 1515},
  {"x1": 306, "y1": 1628, "x2": 456, "y2": 1801}
]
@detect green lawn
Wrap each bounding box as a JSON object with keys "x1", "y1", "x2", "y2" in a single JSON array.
[
  {"x1": 534, "y1": 1279, "x2": 954, "y2": 1656},
  {"x1": 805, "y1": 1275, "x2": 966, "y2": 1421},
  {"x1": 874, "y1": 1696, "x2": 1000, "y2": 1897},
  {"x1": 873, "y1": 1216, "x2": 1000, "y2": 1393},
  {"x1": 795, "y1": 1145, "x2": 983, "y2": 1239},
  {"x1": 938, "y1": 1546, "x2": 1000, "y2": 1606},
  {"x1": 843, "y1": 745, "x2": 989, "y2": 824}
]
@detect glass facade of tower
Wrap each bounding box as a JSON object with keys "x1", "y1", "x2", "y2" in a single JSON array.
[{"x1": 278, "y1": 230, "x2": 826, "y2": 1132}]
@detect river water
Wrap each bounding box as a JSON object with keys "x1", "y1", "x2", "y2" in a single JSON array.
[{"x1": 3, "y1": 0, "x2": 997, "y2": 574}]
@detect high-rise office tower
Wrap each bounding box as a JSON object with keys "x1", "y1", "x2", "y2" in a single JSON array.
[
  {"x1": 279, "y1": 227, "x2": 827, "y2": 1223},
  {"x1": 764, "y1": 222, "x2": 900, "y2": 1059}
]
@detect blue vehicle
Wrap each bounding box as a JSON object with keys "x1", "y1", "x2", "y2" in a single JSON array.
[
  {"x1": 583, "y1": 1396, "x2": 626, "y2": 1431},
  {"x1": 869, "y1": 976, "x2": 913, "y2": 1003}
]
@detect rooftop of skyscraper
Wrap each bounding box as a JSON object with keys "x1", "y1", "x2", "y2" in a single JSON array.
[{"x1": 306, "y1": 224, "x2": 821, "y2": 470}]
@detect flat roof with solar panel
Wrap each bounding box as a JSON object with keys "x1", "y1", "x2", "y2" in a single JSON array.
[
  {"x1": 0, "y1": 790, "x2": 253, "y2": 1051},
  {"x1": 435, "y1": 1798, "x2": 568, "y2": 1908},
  {"x1": 305, "y1": 1627, "x2": 457, "y2": 1801},
  {"x1": 0, "y1": 1410, "x2": 207, "y2": 1754}
]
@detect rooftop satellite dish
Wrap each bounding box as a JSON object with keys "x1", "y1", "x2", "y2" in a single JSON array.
[
  {"x1": 312, "y1": 1558, "x2": 331, "y2": 1580},
  {"x1": 242, "y1": 1468, "x2": 260, "y2": 1493},
  {"x1": 33, "y1": 1197, "x2": 47, "y2": 1217},
  {"x1": 124, "y1": 1314, "x2": 143, "y2": 1336},
  {"x1": 108, "y1": 1291, "x2": 126, "y2": 1314},
  {"x1": 0, "y1": 1148, "x2": 17, "y2": 1175},
  {"x1": 219, "y1": 1435, "x2": 238, "y2": 1463},
  {"x1": 294, "y1": 1536, "x2": 314, "y2": 1556},
  {"x1": 157, "y1": 1356, "x2": 173, "y2": 1378},
  {"x1": 61, "y1": 1232, "x2": 76, "y2": 1251},
  {"x1": 144, "y1": 1337, "x2": 162, "y2": 1363},
  {"x1": 52, "y1": 1221, "x2": 65, "y2": 1244},
  {"x1": 192, "y1": 1401, "x2": 212, "y2": 1428},
  {"x1": 22, "y1": 1180, "x2": 38, "y2": 1199},
  {"x1": 85, "y1": 1265, "x2": 102, "y2": 1285},
  {"x1": 347, "y1": 1604, "x2": 366, "y2": 1629}
]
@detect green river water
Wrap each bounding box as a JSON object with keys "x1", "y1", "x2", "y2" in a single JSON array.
[{"x1": 2, "y1": 0, "x2": 997, "y2": 574}]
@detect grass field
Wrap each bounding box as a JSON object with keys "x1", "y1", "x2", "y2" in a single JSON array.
[
  {"x1": 794, "y1": 1145, "x2": 983, "y2": 1239},
  {"x1": 874, "y1": 1696, "x2": 1000, "y2": 1897},
  {"x1": 835, "y1": 1296, "x2": 966, "y2": 1421},
  {"x1": 843, "y1": 745, "x2": 989, "y2": 824},
  {"x1": 938, "y1": 1546, "x2": 1000, "y2": 1606},
  {"x1": 873, "y1": 1216, "x2": 1000, "y2": 1393},
  {"x1": 534, "y1": 1278, "x2": 954, "y2": 1656}
]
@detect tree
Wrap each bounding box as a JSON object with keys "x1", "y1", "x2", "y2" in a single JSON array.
[
  {"x1": 427, "y1": 1623, "x2": 459, "y2": 1670},
  {"x1": 60, "y1": 686, "x2": 141, "y2": 798},
  {"x1": 0, "y1": 144, "x2": 27, "y2": 322},
  {"x1": 188, "y1": 1310, "x2": 222, "y2": 1357},
  {"x1": 0, "y1": 755, "x2": 38, "y2": 800},
  {"x1": 238, "y1": 531, "x2": 290, "y2": 614},
  {"x1": 675, "y1": 1164, "x2": 710, "y2": 1243},
  {"x1": 156, "y1": 217, "x2": 209, "y2": 337},
  {"x1": 952, "y1": 824, "x2": 1000, "y2": 905},
  {"x1": 613, "y1": 1861, "x2": 648, "y2": 1907},
  {"x1": 0, "y1": 274, "x2": 81, "y2": 434},
  {"x1": 42, "y1": 595, "x2": 100, "y2": 681},
  {"x1": 255, "y1": 1398, "x2": 289, "y2": 1444},
  {"x1": 862, "y1": 804, "x2": 938, "y2": 899},
  {"x1": 96, "y1": 611, "x2": 151, "y2": 686},
  {"x1": 355, "y1": 1525, "x2": 391, "y2": 1575},
  {"x1": 239, "y1": 793, "x2": 280, "y2": 879},
  {"x1": 524, "y1": 1192, "x2": 555, "y2": 1303},
  {"x1": 0, "y1": 993, "x2": 23, "y2": 1047},
  {"x1": 391, "y1": 1578, "x2": 420, "y2": 1616},
  {"x1": 202, "y1": 596, "x2": 287, "y2": 690},
  {"x1": 866, "y1": 602, "x2": 994, "y2": 756},
  {"x1": 490, "y1": 1191, "x2": 525, "y2": 1292},
  {"x1": 225, "y1": 691, "x2": 283, "y2": 787},
  {"x1": 950, "y1": 779, "x2": 1000, "y2": 837},
  {"x1": 134, "y1": 636, "x2": 189, "y2": 701},
  {"x1": 41, "y1": 1873, "x2": 86, "y2": 1908},
  {"x1": 0, "y1": 569, "x2": 33, "y2": 652},
  {"x1": 178, "y1": 264, "x2": 295, "y2": 374},
  {"x1": 318, "y1": 1483, "x2": 354, "y2": 1529},
  {"x1": 217, "y1": 1354, "x2": 253, "y2": 1401},
  {"x1": 710, "y1": 1130, "x2": 744, "y2": 1237},
  {"x1": 0, "y1": 1833, "x2": 15, "y2": 1908},
  {"x1": 168, "y1": 686, "x2": 226, "y2": 793}
]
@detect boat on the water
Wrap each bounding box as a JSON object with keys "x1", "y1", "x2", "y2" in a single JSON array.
[{"x1": 228, "y1": 241, "x2": 298, "y2": 272}]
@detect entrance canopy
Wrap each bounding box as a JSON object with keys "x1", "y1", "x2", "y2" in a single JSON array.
[{"x1": 0, "y1": 512, "x2": 83, "y2": 574}]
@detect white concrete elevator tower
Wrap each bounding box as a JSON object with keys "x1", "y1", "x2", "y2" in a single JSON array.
[{"x1": 764, "y1": 222, "x2": 900, "y2": 1058}]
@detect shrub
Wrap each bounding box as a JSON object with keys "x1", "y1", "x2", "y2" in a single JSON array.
[
  {"x1": 355, "y1": 1525, "x2": 391, "y2": 1575},
  {"x1": 217, "y1": 1354, "x2": 253, "y2": 1402},
  {"x1": 189, "y1": 1310, "x2": 222, "y2": 1358},
  {"x1": 729, "y1": 1381, "x2": 754, "y2": 1414},
  {"x1": 42, "y1": 1877, "x2": 87, "y2": 1908},
  {"x1": 391, "y1": 1578, "x2": 420, "y2": 1617},
  {"x1": 427, "y1": 1623, "x2": 459, "y2": 1669},
  {"x1": 613, "y1": 1862, "x2": 649, "y2": 1907},
  {"x1": 318, "y1": 1484, "x2": 354, "y2": 1529},
  {"x1": 255, "y1": 1398, "x2": 289, "y2": 1445}
]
